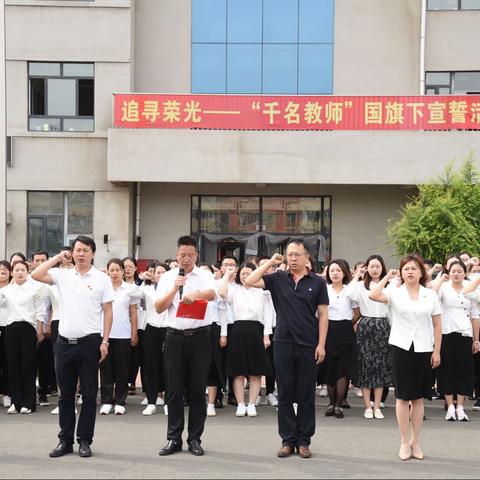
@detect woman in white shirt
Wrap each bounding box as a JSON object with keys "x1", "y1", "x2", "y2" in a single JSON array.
[
  {"x1": 1, "y1": 260, "x2": 47, "y2": 414},
  {"x1": 0, "y1": 261, "x2": 12, "y2": 408},
  {"x1": 129, "y1": 262, "x2": 169, "y2": 416},
  {"x1": 323, "y1": 259, "x2": 360, "y2": 419},
  {"x1": 369, "y1": 254, "x2": 442, "y2": 461},
  {"x1": 219, "y1": 263, "x2": 273, "y2": 418},
  {"x1": 348, "y1": 255, "x2": 393, "y2": 419},
  {"x1": 432, "y1": 261, "x2": 480, "y2": 422},
  {"x1": 99, "y1": 259, "x2": 138, "y2": 416}
]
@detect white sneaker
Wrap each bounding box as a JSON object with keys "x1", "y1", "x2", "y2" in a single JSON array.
[
  {"x1": 356, "y1": 388, "x2": 363, "y2": 398},
  {"x1": 76, "y1": 395, "x2": 83, "y2": 406},
  {"x1": 445, "y1": 404, "x2": 456, "y2": 421},
  {"x1": 236, "y1": 403, "x2": 247, "y2": 417},
  {"x1": 141, "y1": 397, "x2": 148, "y2": 406},
  {"x1": 51, "y1": 406, "x2": 59, "y2": 415},
  {"x1": 7, "y1": 404, "x2": 17, "y2": 414},
  {"x1": 3, "y1": 396, "x2": 11, "y2": 408},
  {"x1": 164, "y1": 405, "x2": 168, "y2": 416},
  {"x1": 456, "y1": 405, "x2": 469, "y2": 422},
  {"x1": 255, "y1": 396, "x2": 261, "y2": 406},
  {"x1": 20, "y1": 407, "x2": 32, "y2": 414},
  {"x1": 156, "y1": 396, "x2": 165, "y2": 406},
  {"x1": 318, "y1": 386, "x2": 327, "y2": 397},
  {"x1": 380, "y1": 402, "x2": 385, "y2": 409},
  {"x1": 207, "y1": 404, "x2": 216, "y2": 417},
  {"x1": 247, "y1": 403, "x2": 257, "y2": 417},
  {"x1": 100, "y1": 404, "x2": 113, "y2": 415},
  {"x1": 364, "y1": 408, "x2": 374, "y2": 419},
  {"x1": 267, "y1": 393, "x2": 278, "y2": 407},
  {"x1": 142, "y1": 404, "x2": 157, "y2": 416},
  {"x1": 373, "y1": 408, "x2": 384, "y2": 419},
  {"x1": 114, "y1": 405, "x2": 126, "y2": 415}
]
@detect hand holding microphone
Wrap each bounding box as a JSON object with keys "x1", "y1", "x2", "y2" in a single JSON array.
[{"x1": 177, "y1": 268, "x2": 185, "y2": 299}]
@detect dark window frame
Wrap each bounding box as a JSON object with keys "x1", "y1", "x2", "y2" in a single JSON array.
[
  {"x1": 425, "y1": 70, "x2": 480, "y2": 94},
  {"x1": 28, "y1": 62, "x2": 95, "y2": 132},
  {"x1": 427, "y1": 0, "x2": 480, "y2": 10}
]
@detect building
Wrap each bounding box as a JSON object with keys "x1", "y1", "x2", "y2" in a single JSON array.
[{"x1": 2, "y1": 0, "x2": 480, "y2": 268}]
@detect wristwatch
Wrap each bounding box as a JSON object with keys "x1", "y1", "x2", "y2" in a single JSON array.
[{"x1": 102, "y1": 340, "x2": 109, "y2": 346}]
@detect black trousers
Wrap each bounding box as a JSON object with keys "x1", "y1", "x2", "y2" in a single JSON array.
[
  {"x1": 50, "y1": 320, "x2": 59, "y2": 349},
  {"x1": 55, "y1": 334, "x2": 101, "y2": 445},
  {"x1": 274, "y1": 341, "x2": 317, "y2": 447},
  {"x1": 266, "y1": 330, "x2": 276, "y2": 395},
  {"x1": 5, "y1": 322, "x2": 37, "y2": 411},
  {"x1": 0, "y1": 326, "x2": 9, "y2": 396},
  {"x1": 143, "y1": 325, "x2": 166, "y2": 404},
  {"x1": 164, "y1": 328, "x2": 211, "y2": 445},
  {"x1": 37, "y1": 337, "x2": 56, "y2": 396},
  {"x1": 129, "y1": 329, "x2": 145, "y2": 391},
  {"x1": 100, "y1": 338, "x2": 131, "y2": 406},
  {"x1": 473, "y1": 353, "x2": 480, "y2": 397}
]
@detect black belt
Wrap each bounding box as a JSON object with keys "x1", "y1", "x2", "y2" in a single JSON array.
[
  {"x1": 58, "y1": 333, "x2": 100, "y2": 345},
  {"x1": 166, "y1": 326, "x2": 210, "y2": 337}
]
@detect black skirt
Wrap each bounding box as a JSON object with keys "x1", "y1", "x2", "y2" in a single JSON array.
[
  {"x1": 356, "y1": 317, "x2": 393, "y2": 388},
  {"x1": 437, "y1": 332, "x2": 474, "y2": 396},
  {"x1": 391, "y1": 344, "x2": 431, "y2": 401},
  {"x1": 225, "y1": 321, "x2": 271, "y2": 377},
  {"x1": 207, "y1": 323, "x2": 226, "y2": 388},
  {"x1": 322, "y1": 320, "x2": 357, "y2": 386}
]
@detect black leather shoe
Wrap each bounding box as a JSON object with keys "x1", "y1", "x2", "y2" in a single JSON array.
[
  {"x1": 49, "y1": 442, "x2": 73, "y2": 458},
  {"x1": 159, "y1": 440, "x2": 182, "y2": 456},
  {"x1": 188, "y1": 440, "x2": 204, "y2": 456},
  {"x1": 78, "y1": 440, "x2": 92, "y2": 458}
]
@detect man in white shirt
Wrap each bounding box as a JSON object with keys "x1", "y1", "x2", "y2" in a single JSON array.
[
  {"x1": 155, "y1": 235, "x2": 215, "y2": 457},
  {"x1": 31, "y1": 235, "x2": 114, "y2": 459}
]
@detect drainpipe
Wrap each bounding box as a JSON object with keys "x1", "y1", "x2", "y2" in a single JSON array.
[{"x1": 420, "y1": 0, "x2": 427, "y2": 94}]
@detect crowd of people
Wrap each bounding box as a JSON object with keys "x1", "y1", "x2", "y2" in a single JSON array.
[{"x1": 1, "y1": 237, "x2": 480, "y2": 461}]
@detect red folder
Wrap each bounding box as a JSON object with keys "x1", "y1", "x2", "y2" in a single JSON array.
[{"x1": 176, "y1": 300, "x2": 208, "y2": 320}]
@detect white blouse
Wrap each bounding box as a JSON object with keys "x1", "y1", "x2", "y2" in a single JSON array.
[
  {"x1": 0, "y1": 286, "x2": 9, "y2": 327},
  {"x1": 438, "y1": 281, "x2": 479, "y2": 337},
  {"x1": 128, "y1": 284, "x2": 166, "y2": 330},
  {"x1": 109, "y1": 281, "x2": 139, "y2": 339},
  {"x1": 327, "y1": 284, "x2": 358, "y2": 321},
  {"x1": 226, "y1": 285, "x2": 274, "y2": 336},
  {"x1": 385, "y1": 284, "x2": 441, "y2": 352},
  {"x1": 48, "y1": 284, "x2": 60, "y2": 321},
  {"x1": 0, "y1": 281, "x2": 47, "y2": 329},
  {"x1": 347, "y1": 281, "x2": 389, "y2": 318}
]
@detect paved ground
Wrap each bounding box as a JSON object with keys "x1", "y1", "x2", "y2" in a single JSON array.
[{"x1": 0, "y1": 393, "x2": 479, "y2": 479}]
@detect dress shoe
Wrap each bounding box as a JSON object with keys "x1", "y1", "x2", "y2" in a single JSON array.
[
  {"x1": 410, "y1": 442, "x2": 424, "y2": 460},
  {"x1": 214, "y1": 397, "x2": 224, "y2": 409},
  {"x1": 277, "y1": 444, "x2": 295, "y2": 458},
  {"x1": 398, "y1": 444, "x2": 412, "y2": 461},
  {"x1": 188, "y1": 440, "x2": 204, "y2": 456},
  {"x1": 334, "y1": 407, "x2": 344, "y2": 419},
  {"x1": 49, "y1": 442, "x2": 73, "y2": 458},
  {"x1": 78, "y1": 440, "x2": 92, "y2": 458},
  {"x1": 324, "y1": 405, "x2": 335, "y2": 417},
  {"x1": 159, "y1": 440, "x2": 182, "y2": 456},
  {"x1": 297, "y1": 445, "x2": 312, "y2": 459}
]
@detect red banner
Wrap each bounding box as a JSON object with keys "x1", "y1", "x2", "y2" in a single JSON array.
[{"x1": 113, "y1": 94, "x2": 480, "y2": 131}]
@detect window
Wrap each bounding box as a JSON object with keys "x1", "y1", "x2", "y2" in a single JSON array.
[
  {"x1": 191, "y1": 195, "x2": 332, "y2": 262},
  {"x1": 427, "y1": 0, "x2": 480, "y2": 9},
  {"x1": 191, "y1": 0, "x2": 334, "y2": 94},
  {"x1": 426, "y1": 71, "x2": 480, "y2": 94},
  {"x1": 28, "y1": 62, "x2": 94, "y2": 132},
  {"x1": 27, "y1": 192, "x2": 94, "y2": 258}
]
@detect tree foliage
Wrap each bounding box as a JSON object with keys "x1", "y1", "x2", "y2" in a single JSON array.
[{"x1": 387, "y1": 153, "x2": 480, "y2": 263}]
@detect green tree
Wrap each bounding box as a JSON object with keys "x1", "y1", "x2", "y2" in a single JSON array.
[{"x1": 387, "y1": 154, "x2": 480, "y2": 263}]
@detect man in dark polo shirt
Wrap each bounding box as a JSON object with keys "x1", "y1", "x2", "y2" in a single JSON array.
[{"x1": 245, "y1": 239, "x2": 328, "y2": 459}]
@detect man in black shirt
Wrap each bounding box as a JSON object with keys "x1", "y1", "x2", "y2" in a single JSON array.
[{"x1": 245, "y1": 239, "x2": 328, "y2": 459}]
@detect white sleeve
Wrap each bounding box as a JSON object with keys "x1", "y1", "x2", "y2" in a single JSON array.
[
  {"x1": 262, "y1": 292, "x2": 274, "y2": 336},
  {"x1": 465, "y1": 288, "x2": 480, "y2": 304}
]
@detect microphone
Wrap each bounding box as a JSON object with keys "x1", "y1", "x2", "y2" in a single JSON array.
[{"x1": 178, "y1": 268, "x2": 185, "y2": 299}]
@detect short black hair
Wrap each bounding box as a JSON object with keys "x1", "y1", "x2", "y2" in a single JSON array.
[
  {"x1": 177, "y1": 235, "x2": 197, "y2": 249},
  {"x1": 287, "y1": 238, "x2": 307, "y2": 250},
  {"x1": 221, "y1": 255, "x2": 238, "y2": 265},
  {"x1": 235, "y1": 263, "x2": 257, "y2": 284},
  {"x1": 107, "y1": 258, "x2": 124, "y2": 270},
  {"x1": 9, "y1": 252, "x2": 26, "y2": 263},
  {"x1": 73, "y1": 235, "x2": 96, "y2": 253},
  {"x1": 32, "y1": 249, "x2": 49, "y2": 261}
]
